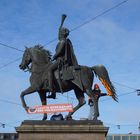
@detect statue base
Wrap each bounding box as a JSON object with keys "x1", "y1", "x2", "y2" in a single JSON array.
[{"x1": 16, "y1": 120, "x2": 109, "y2": 140}]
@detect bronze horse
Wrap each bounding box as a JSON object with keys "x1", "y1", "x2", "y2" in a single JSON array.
[{"x1": 19, "y1": 45, "x2": 117, "y2": 120}]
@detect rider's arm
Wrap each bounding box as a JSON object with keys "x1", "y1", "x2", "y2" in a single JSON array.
[{"x1": 53, "y1": 40, "x2": 65, "y2": 60}]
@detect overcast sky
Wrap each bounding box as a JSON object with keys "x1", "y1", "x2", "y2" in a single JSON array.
[{"x1": 0, "y1": 0, "x2": 140, "y2": 134}]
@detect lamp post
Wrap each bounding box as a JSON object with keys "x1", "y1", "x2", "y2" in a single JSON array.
[
  {"x1": 0, "y1": 123, "x2": 5, "y2": 128},
  {"x1": 138, "y1": 122, "x2": 140, "y2": 131},
  {"x1": 136, "y1": 89, "x2": 140, "y2": 96}
]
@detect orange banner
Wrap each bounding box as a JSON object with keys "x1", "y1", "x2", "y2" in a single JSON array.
[{"x1": 27, "y1": 103, "x2": 73, "y2": 114}]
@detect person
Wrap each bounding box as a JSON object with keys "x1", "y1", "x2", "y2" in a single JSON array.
[
  {"x1": 47, "y1": 14, "x2": 78, "y2": 99},
  {"x1": 88, "y1": 83, "x2": 108, "y2": 120},
  {"x1": 50, "y1": 113, "x2": 64, "y2": 121}
]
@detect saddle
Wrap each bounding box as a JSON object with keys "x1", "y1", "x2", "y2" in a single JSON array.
[
  {"x1": 54, "y1": 65, "x2": 83, "y2": 91},
  {"x1": 54, "y1": 66, "x2": 77, "y2": 80}
]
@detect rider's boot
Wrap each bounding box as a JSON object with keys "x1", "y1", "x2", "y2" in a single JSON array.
[{"x1": 47, "y1": 74, "x2": 56, "y2": 99}]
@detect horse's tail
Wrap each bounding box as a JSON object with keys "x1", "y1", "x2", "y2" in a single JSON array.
[{"x1": 91, "y1": 64, "x2": 118, "y2": 102}]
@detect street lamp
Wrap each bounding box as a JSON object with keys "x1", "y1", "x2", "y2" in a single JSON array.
[
  {"x1": 138, "y1": 122, "x2": 140, "y2": 131},
  {"x1": 117, "y1": 125, "x2": 120, "y2": 129},
  {"x1": 136, "y1": 89, "x2": 140, "y2": 96},
  {"x1": 0, "y1": 123, "x2": 5, "y2": 128}
]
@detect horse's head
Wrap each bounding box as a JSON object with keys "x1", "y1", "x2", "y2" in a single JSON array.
[
  {"x1": 19, "y1": 47, "x2": 31, "y2": 71},
  {"x1": 19, "y1": 45, "x2": 52, "y2": 71}
]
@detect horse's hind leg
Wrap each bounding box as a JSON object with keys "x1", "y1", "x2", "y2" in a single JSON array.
[
  {"x1": 85, "y1": 88, "x2": 94, "y2": 99},
  {"x1": 38, "y1": 90, "x2": 47, "y2": 120},
  {"x1": 20, "y1": 86, "x2": 36, "y2": 111},
  {"x1": 67, "y1": 88, "x2": 86, "y2": 118},
  {"x1": 81, "y1": 67, "x2": 94, "y2": 110}
]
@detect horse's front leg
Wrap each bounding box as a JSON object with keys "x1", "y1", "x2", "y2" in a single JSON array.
[
  {"x1": 20, "y1": 86, "x2": 36, "y2": 111},
  {"x1": 38, "y1": 90, "x2": 47, "y2": 120}
]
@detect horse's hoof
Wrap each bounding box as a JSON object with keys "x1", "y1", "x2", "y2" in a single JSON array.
[
  {"x1": 65, "y1": 115, "x2": 73, "y2": 120},
  {"x1": 24, "y1": 107, "x2": 29, "y2": 112},
  {"x1": 42, "y1": 116, "x2": 47, "y2": 121}
]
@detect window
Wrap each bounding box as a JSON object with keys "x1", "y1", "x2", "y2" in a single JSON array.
[
  {"x1": 0, "y1": 134, "x2": 4, "y2": 139},
  {"x1": 130, "y1": 136, "x2": 137, "y2": 140},
  {"x1": 114, "y1": 136, "x2": 121, "y2": 140},
  {"x1": 11, "y1": 134, "x2": 16, "y2": 140},
  {"x1": 122, "y1": 136, "x2": 129, "y2": 140},
  {"x1": 107, "y1": 136, "x2": 113, "y2": 140}
]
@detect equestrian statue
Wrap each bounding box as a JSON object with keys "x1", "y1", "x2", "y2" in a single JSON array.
[{"x1": 19, "y1": 14, "x2": 118, "y2": 120}]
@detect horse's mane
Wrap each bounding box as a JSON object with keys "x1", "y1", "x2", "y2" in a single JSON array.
[{"x1": 33, "y1": 44, "x2": 52, "y2": 59}]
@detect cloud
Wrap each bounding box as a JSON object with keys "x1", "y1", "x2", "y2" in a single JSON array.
[{"x1": 0, "y1": 0, "x2": 140, "y2": 133}]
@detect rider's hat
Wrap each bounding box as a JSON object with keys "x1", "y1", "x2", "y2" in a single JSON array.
[{"x1": 58, "y1": 14, "x2": 69, "y2": 37}]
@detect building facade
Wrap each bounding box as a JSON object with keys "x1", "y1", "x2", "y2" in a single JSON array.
[
  {"x1": 106, "y1": 134, "x2": 140, "y2": 140},
  {"x1": 0, "y1": 133, "x2": 18, "y2": 140},
  {"x1": 0, "y1": 133, "x2": 140, "y2": 140}
]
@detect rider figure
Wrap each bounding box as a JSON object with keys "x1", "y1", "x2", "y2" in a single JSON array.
[{"x1": 47, "y1": 14, "x2": 78, "y2": 99}]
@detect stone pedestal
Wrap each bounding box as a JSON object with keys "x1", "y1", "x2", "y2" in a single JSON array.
[{"x1": 16, "y1": 120, "x2": 109, "y2": 140}]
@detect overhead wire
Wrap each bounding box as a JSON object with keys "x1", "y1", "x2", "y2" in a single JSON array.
[
  {"x1": 0, "y1": 0, "x2": 133, "y2": 130},
  {"x1": 58, "y1": 93, "x2": 77, "y2": 101},
  {"x1": 0, "y1": 90, "x2": 137, "y2": 107},
  {"x1": 0, "y1": 115, "x2": 42, "y2": 129},
  {"x1": 0, "y1": 0, "x2": 129, "y2": 69},
  {"x1": 0, "y1": 42, "x2": 23, "y2": 52},
  {"x1": 0, "y1": 42, "x2": 23, "y2": 70},
  {"x1": 0, "y1": 57, "x2": 21, "y2": 70},
  {"x1": 70, "y1": 0, "x2": 129, "y2": 32},
  {"x1": 44, "y1": 38, "x2": 57, "y2": 46},
  {"x1": 112, "y1": 81, "x2": 137, "y2": 90},
  {"x1": 0, "y1": 90, "x2": 137, "y2": 129},
  {"x1": 7, "y1": 115, "x2": 42, "y2": 125},
  {"x1": 0, "y1": 90, "x2": 138, "y2": 130},
  {"x1": 101, "y1": 91, "x2": 136, "y2": 102},
  {"x1": 44, "y1": 0, "x2": 129, "y2": 45},
  {"x1": 117, "y1": 91, "x2": 136, "y2": 97},
  {"x1": 0, "y1": 98, "x2": 21, "y2": 106},
  {"x1": 104, "y1": 122, "x2": 139, "y2": 130},
  {"x1": 104, "y1": 122, "x2": 138, "y2": 127},
  {"x1": 1, "y1": 120, "x2": 139, "y2": 130},
  {"x1": 0, "y1": 0, "x2": 134, "y2": 116}
]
